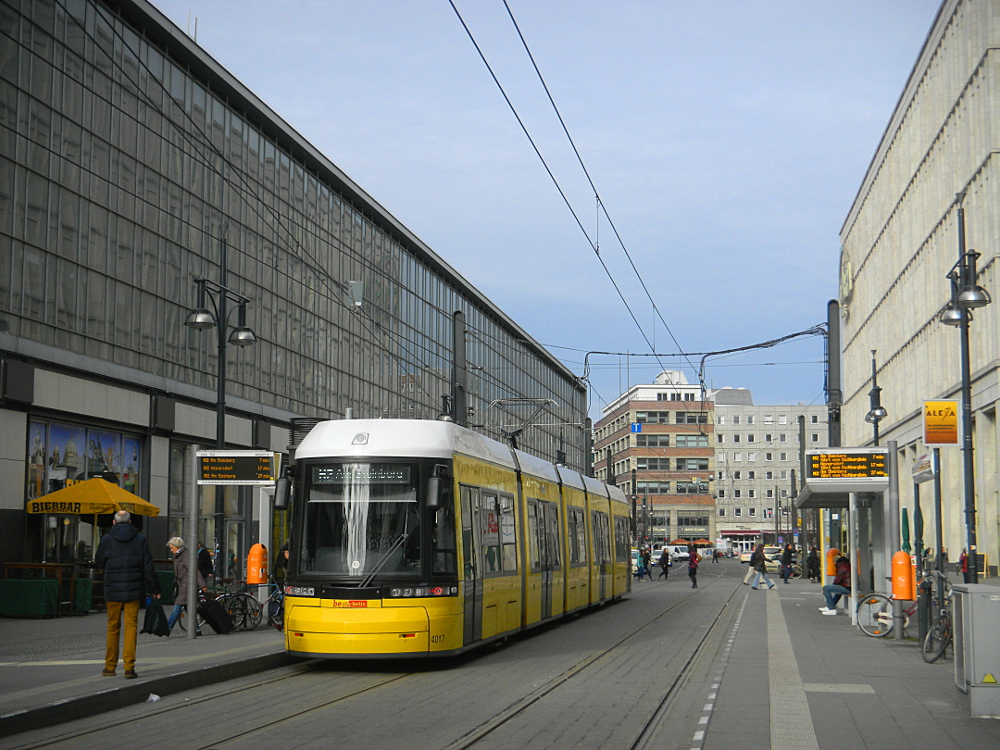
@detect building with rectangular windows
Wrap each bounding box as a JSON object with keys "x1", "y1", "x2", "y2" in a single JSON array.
[
  {"x1": 0, "y1": 0, "x2": 587, "y2": 569},
  {"x1": 712, "y1": 388, "x2": 828, "y2": 551},
  {"x1": 837, "y1": 0, "x2": 1000, "y2": 573},
  {"x1": 593, "y1": 371, "x2": 714, "y2": 547}
]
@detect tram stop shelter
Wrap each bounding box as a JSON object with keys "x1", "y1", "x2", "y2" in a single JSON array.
[{"x1": 794, "y1": 446, "x2": 897, "y2": 629}]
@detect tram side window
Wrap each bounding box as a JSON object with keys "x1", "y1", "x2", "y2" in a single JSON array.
[
  {"x1": 500, "y1": 495, "x2": 517, "y2": 573},
  {"x1": 527, "y1": 502, "x2": 540, "y2": 572},
  {"x1": 592, "y1": 511, "x2": 610, "y2": 564},
  {"x1": 614, "y1": 517, "x2": 630, "y2": 562},
  {"x1": 481, "y1": 492, "x2": 501, "y2": 575},
  {"x1": 568, "y1": 507, "x2": 587, "y2": 566},
  {"x1": 432, "y1": 497, "x2": 456, "y2": 574},
  {"x1": 544, "y1": 504, "x2": 561, "y2": 568}
]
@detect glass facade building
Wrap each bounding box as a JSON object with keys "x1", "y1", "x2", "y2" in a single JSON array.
[{"x1": 0, "y1": 0, "x2": 585, "y2": 568}]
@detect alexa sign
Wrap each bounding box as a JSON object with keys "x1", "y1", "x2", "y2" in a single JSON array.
[{"x1": 923, "y1": 400, "x2": 959, "y2": 446}]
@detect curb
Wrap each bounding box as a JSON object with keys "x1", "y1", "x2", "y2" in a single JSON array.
[{"x1": 0, "y1": 651, "x2": 295, "y2": 739}]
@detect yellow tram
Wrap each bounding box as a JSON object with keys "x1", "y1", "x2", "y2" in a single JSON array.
[{"x1": 277, "y1": 418, "x2": 631, "y2": 658}]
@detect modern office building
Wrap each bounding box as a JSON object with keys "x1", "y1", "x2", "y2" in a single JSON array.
[
  {"x1": 593, "y1": 371, "x2": 714, "y2": 547},
  {"x1": 712, "y1": 388, "x2": 827, "y2": 551},
  {"x1": 0, "y1": 0, "x2": 586, "y2": 569},
  {"x1": 838, "y1": 0, "x2": 1000, "y2": 572}
]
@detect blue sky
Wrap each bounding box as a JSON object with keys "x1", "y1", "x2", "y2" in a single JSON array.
[{"x1": 153, "y1": 0, "x2": 942, "y2": 420}]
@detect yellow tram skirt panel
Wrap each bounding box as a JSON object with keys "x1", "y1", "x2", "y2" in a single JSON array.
[{"x1": 284, "y1": 598, "x2": 465, "y2": 656}]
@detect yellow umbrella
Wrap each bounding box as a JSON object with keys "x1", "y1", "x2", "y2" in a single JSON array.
[{"x1": 26, "y1": 478, "x2": 160, "y2": 517}]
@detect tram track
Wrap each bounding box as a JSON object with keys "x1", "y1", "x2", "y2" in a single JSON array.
[
  {"x1": 12, "y1": 565, "x2": 742, "y2": 750},
  {"x1": 444, "y1": 565, "x2": 742, "y2": 750}
]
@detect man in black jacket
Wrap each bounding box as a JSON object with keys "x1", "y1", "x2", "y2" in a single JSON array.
[{"x1": 95, "y1": 510, "x2": 160, "y2": 678}]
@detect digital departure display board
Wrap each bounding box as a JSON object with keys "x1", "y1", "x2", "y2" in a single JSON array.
[
  {"x1": 804, "y1": 448, "x2": 889, "y2": 494},
  {"x1": 807, "y1": 450, "x2": 887, "y2": 480},
  {"x1": 197, "y1": 451, "x2": 275, "y2": 485}
]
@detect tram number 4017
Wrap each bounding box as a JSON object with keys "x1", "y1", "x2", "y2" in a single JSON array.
[{"x1": 430, "y1": 635, "x2": 445, "y2": 644}]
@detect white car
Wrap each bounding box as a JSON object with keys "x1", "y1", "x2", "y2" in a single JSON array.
[{"x1": 667, "y1": 545, "x2": 690, "y2": 563}]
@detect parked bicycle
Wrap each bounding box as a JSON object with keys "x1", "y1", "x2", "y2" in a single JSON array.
[
  {"x1": 856, "y1": 571, "x2": 951, "y2": 640},
  {"x1": 922, "y1": 571, "x2": 953, "y2": 663},
  {"x1": 262, "y1": 577, "x2": 284, "y2": 630}
]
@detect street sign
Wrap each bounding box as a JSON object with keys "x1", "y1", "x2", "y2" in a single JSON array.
[
  {"x1": 804, "y1": 448, "x2": 889, "y2": 494},
  {"x1": 631, "y1": 423, "x2": 642, "y2": 433},
  {"x1": 911, "y1": 452, "x2": 936, "y2": 484},
  {"x1": 197, "y1": 450, "x2": 275, "y2": 485},
  {"x1": 923, "y1": 400, "x2": 958, "y2": 446}
]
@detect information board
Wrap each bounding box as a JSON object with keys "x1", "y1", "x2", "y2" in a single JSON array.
[
  {"x1": 197, "y1": 450, "x2": 275, "y2": 485},
  {"x1": 804, "y1": 448, "x2": 889, "y2": 494}
]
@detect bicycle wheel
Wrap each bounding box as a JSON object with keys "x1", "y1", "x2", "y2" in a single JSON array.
[
  {"x1": 223, "y1": 593, "x2": 262, "y2": 630},
  {"x1": 790, "y1": 565, "x2": 803, "y2": 580},
  {"x1": 922, "y1": 611, "x2": 952, "y2": 663},
  {"x1": 177, "y1": 606, "x2": 204, "y2": 633},
  {"x1": 856, "y1": 593, "x2": 894, "y2": 637}
]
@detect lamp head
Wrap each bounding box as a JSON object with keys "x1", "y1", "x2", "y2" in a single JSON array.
[
  {"x1": 185, "y1": 308, "x2": 216, "y2": 330},
  {"x1": 865, "y1": 407, "x2": 888, "y2": 424},
  {"x1": 939, "y1": 305, "x2": 965, "y2": 327},
  {"x1": 228, "y1": 326, "x2": 257, "y2": 346},
  {"x1": 957, "y1": 285, "x2": 991, "y2": 309}
]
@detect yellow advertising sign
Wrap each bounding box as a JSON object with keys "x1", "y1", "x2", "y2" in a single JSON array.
[{"x1": 924, "y1": 401, "x2": 958, "y2": 446}]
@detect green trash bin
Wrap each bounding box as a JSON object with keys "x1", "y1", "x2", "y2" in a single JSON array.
[{"x1": 73, "y1": 577, "x2": 93, "y2": 614}]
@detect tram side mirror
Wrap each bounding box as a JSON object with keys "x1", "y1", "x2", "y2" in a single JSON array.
[
  {"x1": 274, "y1": 467, "x2": 293, "y2": 511},
  {"x1": 426, "y1": 464, "x2": 447, "y2": 512},
  {"x1": 426, "y1": 476, "x2": 440, "y2": 512}
]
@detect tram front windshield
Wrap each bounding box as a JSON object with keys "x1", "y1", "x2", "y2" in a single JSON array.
[{"x1": 301, "y1": 462, "x2": 421, "y2": 578}]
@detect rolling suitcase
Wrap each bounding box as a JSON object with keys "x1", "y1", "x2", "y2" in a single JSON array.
[{"x1": 197, "y1": 596, "x2": 235, "y2": 634}]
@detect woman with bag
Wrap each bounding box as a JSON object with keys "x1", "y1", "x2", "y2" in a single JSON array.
[
  {"x1": 688, "y1": 545, "x2": 702, "y2": 588},
  {"x1": 166, "y1": 537, "x2": 206, "y2": 634},
  {"x1": 750, "y1": 544, "x2": 776, "y2": 590}
]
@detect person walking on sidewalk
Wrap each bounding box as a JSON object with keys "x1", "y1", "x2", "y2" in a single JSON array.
[
  {"x1": 95, "y1": 510, "x2": 160, "y2": 679},
  {"x1": 780, "y1": 543, "x2": 794, "y2": 584},
  {"x1": 166, "y1": 537, "x2": 206, "y2": 634},
  {"x1": 688, "y1": 545, "x2": 702, "y2": 588},
  {"x1": 750, "y1": 544, "x2": 775, "y2": 590},
  {"x1": 658, "y1": 548, "x2": 670, "y2": 580},
  {"x1": 197, "y1": 540, "x2": 214, "y2": 584},
  {"x1": 819, "y1": 556, "x2": 852, "y2": 615},
  {"x1": 806, "y1": 546, "x2": 821, "y2": 583}
]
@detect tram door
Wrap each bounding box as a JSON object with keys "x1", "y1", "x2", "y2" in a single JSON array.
[
  {"x1": 461, "y1": 486, "x2": 483, "y2": 645},
  {"x1": 592, "y1": 510, "x2": 609, "y2": 600},
  {"x1": 536, "y1": 500, "x2": 558, "y2": 620}
]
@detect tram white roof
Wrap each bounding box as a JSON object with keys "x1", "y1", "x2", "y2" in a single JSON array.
[
  {"x1": 582, "y1": 475, "x2": 610, "y2": 499},
  {"x1": 513, "y1": 449, "x2": 560, "y2": 482},
  {"x1": 295, "y1": 419, "x2": 517, "y2": 469},
  {"x1": 556, "y1": 465, "x2": 586, "y2": 490},
  {"x1": 607, "y1": 484, "x2": 627, "y2": 504}
]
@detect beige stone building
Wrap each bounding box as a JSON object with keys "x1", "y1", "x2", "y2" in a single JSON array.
[{"x1": 838, "y1": 0, "x2": 1000, "y2": 572}]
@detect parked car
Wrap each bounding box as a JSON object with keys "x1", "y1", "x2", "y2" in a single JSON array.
[
  {"x1": 739, "y1": 549, "x2": 755, "y2": 564},
  {"x1": 667, "y1": 545, "x2": 690, "y2": 563}
]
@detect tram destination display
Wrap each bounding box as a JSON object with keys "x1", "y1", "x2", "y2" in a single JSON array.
[
  {"x1": 804, "y1": 448, "x2": 889, "y2": 494},
  {"x1": 197, "y1": 450, "x2": 275, "y2": 485}
]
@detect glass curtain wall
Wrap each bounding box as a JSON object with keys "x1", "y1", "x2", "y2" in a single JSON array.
[{"x1": 0, "y1": 0, "x2": 586, "y2": 468}]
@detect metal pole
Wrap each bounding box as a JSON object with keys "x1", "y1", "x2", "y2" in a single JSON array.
[
  {"x1": 933, "y1": 447, "x2": 944, "y2": 599},
  {"x1": 957, "y1": 204, "x2": 979, "y2": 584},
  {"x1": 886, "y1": 441, "x2": 903, "y2": 640},
  {"x1": 849, "y1": 492, "x2": 859, "y2": 627},
  {"x1": 214, "y1": 237, "x2": 228, "y2": 580},
  {"x1": 187, "y1": 444, "x2": 199, "y2": 641}
]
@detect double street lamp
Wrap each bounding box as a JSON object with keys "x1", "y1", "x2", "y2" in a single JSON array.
[
  {"x1": 939, "y1": 199, "x2": 991, "y2": 584},
  {"x1": 865, "y1": 350, "x2": 887, "y2": 446},
  {"x1": 185, "y1": 238, "x2": 257, "y2": 578}
]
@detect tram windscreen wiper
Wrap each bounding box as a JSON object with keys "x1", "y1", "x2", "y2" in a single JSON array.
[{"x1": 358, "y1": 531, "x2": 409, "y2": 588}]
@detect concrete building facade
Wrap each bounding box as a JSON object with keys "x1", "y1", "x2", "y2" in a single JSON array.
[
  {"x1": 838, "y1": 0, "x2": 1000, "y2": 572},
  {"x1": 713, "y1": 388, "x2": 828, "y2": 551},
  {"x1": 593, "y1": 371, "x2": 714, "y2": 547}
]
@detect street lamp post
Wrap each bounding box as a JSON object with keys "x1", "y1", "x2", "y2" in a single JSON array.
[
  {"x1": 939, "y1": 198, "x2": 991, "y2": 584},
  {"x1": 185, "y1": 236, "x2": 257, "y2": 578},
  {"x1": 865, "y1": 350, "x2": 887, "y2": 446}
]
